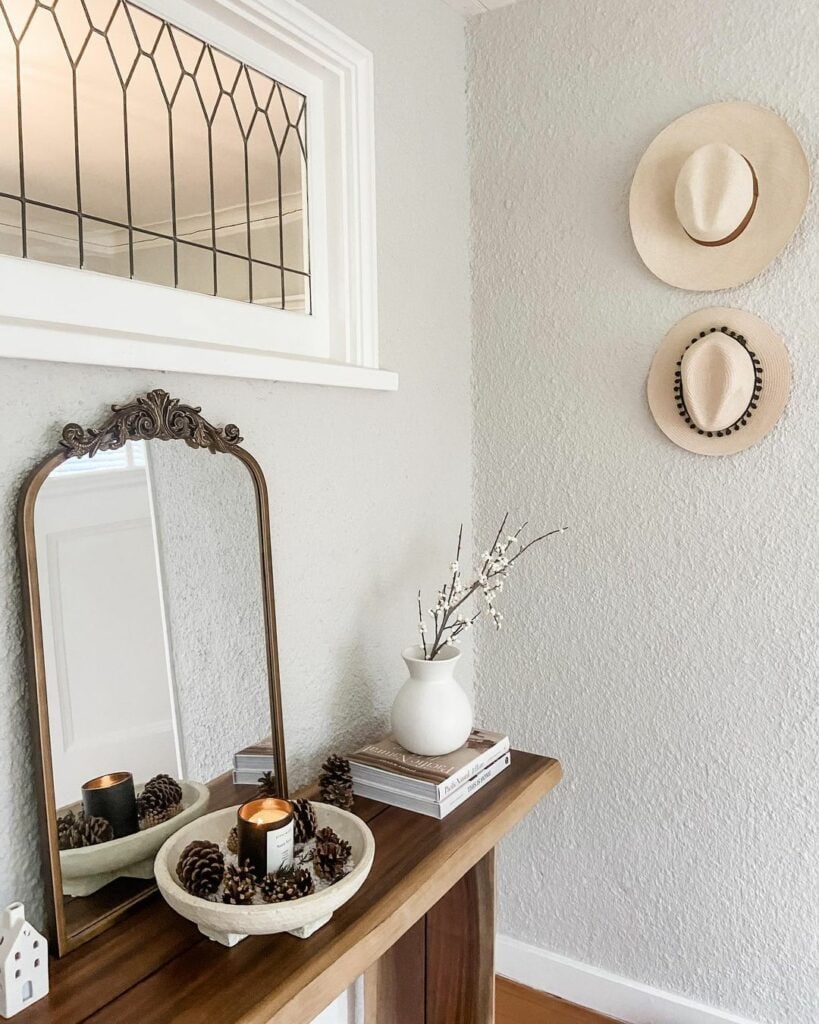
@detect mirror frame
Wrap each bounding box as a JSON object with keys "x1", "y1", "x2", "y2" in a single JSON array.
[{"x1": 17, "y1": 389, "x2": 288, "y2": 955}]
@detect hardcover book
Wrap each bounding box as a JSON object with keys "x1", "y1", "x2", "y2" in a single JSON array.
[
  {"x1": 352, "y1": 752, "x2": 511, "y2": 819},
  {"x1": 233, "y1": 737, "x2": 274, "y2": 771},
  {"x1": 232, "y1": 769, "x2": 271, "y2": 786},
  {"x1": 349, "y1": 728, "x2": 509, "y2": 801}
]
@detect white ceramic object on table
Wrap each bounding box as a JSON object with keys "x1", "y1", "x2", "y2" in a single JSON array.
[
  {"x1": 154, "y1": 802, "x2": 375, "y2": 947},
  {"x1": 59, "y1": 780, "x2": 210, "y2": 897},
  {"x1": 0, "y1": 902, "x2": 49, "y2": 1017},
  {"x1": 391, "y1": 644, "x2": 472, "y2": 756}
]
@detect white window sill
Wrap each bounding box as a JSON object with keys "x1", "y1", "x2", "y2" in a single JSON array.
[{"x1": 0, "y1": 314, "x2": 398, "y2": 390}]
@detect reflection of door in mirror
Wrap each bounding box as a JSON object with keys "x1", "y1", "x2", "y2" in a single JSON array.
[{"x1": 34, "y1": 442, "x2": 181, "y2": 808}]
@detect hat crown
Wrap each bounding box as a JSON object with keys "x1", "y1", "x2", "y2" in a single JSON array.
[
  {"x1": 674, "y1": 143, "x2": 755, "y2": 243},
  {"x1": 681, "y1": 332, "x2": 755, "y2": 432}
]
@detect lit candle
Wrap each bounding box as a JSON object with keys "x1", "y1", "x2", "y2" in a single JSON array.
[
  {"x1": 237, "y1": 798, "x2": 294, "y2": 879},
  {"x1": 81, "y1": 772, "x2": 139, "y2": 839}
]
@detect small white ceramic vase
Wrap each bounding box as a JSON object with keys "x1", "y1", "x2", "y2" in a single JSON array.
[{"x1": 391, "y1": 644, "x2": 472, "y2": 756}]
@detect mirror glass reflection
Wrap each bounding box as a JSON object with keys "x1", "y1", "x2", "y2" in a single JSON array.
[{"x1": 33, "y1": 438, "x2": 274, "y2": 934}]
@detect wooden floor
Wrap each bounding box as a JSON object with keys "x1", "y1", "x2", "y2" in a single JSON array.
[{"x1": 496, "y1": 977, "x2": 623, "y2": 1024}]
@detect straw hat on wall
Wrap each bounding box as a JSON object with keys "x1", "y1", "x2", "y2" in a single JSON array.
[
  {"x1": 630, "y1": 102, "x2": 810, "y2": 291},
  {"x1": 647, "y1": 308, "x2": 790, "y2": 456}
]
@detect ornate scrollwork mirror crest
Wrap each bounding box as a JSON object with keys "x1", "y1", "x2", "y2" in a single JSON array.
[
  {"x1": 59, "y1": 390, "x2": 244, "y2": 458},
  {"x1": 18, "y1": 390, "x2": 288, "y2": 955}
]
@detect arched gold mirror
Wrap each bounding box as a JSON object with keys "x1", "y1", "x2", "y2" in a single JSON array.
[{"x1": 17, "y1": 389, "x2": 287, "y2": 955}]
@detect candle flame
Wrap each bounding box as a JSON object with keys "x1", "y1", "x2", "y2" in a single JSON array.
[{"x1": 249, "y1": 809, "x2": 289, "y2": 825}]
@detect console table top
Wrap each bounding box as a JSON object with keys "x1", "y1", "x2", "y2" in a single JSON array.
[{"x1": 27, "y1": 750, "x2": 561, "y2": 1024}]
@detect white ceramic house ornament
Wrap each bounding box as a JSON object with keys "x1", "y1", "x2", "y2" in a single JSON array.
[{"x1": 0, "y1": 903, "x2": 48, "y2": 1018}]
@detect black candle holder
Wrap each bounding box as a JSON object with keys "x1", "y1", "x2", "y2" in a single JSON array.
[
  {"x1": 237, "y1": 798, "x2": 294, "y2": 879},
  {"x1": 81, "y1": 772, "x2": 139, "y2": 839}
]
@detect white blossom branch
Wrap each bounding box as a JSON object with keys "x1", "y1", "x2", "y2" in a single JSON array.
[{"x1": 417, "y1": 516, "x2": 568, "y2": 660}]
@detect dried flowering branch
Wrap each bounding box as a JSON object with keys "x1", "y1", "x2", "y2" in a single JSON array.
[{"x1": 417, "y1": 514, "x2": 568, "y2": 661}]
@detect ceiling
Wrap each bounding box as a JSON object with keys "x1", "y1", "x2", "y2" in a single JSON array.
[{"x1": 440, "y1": 0, "x2": 522, "y2": 15}]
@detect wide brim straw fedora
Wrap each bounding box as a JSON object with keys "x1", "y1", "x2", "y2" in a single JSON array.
[
  {"x1": 630, "y1": 102, "x2": 809, "y2": 291},
  {"x1": 647, "y1": 307, "x2": 790, "y2": 456}
]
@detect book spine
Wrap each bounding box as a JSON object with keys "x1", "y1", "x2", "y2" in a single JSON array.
[
  {"x1": 438, "y1": 752, "x2": 511, "y2": 816},
  {"x1": 435, "y1": 735, "x2": 511, "y2": 800}
]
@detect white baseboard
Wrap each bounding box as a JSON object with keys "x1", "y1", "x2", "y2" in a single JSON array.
[{"x1": 496, "y1": 936, "x2": 760, "y2": 1024}]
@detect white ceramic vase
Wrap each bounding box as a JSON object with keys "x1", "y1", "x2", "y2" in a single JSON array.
[{"x1": 391, "y1": 644, "x2": 472, "y2": 756}]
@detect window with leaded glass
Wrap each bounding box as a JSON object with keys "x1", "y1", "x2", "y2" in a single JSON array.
[{"x1": 0, "y1": 0, "x2": 310, "y2": 312}]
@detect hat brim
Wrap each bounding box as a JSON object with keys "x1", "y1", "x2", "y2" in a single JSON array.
[
  {"x1": 647, "y1": 307, "x2": 790, "y2": 456},
  {"x1": 630, "y1": 102, "x2": 810, "y2": 291}
]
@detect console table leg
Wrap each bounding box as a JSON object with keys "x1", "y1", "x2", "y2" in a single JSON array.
[
  {"x1": 425, "y1": 850, "x2": 496, "y2": 1024},
  {"x1": 363, "y1": 852, "x2": 495, "y2": 1024},
  {"x1": 363, "y1": 918, "x2": 426, "y2": 1024}
]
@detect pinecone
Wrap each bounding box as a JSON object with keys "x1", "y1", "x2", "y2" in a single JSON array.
[
  {"x1": 256, "y1": 771, "x2": 278, "y2": 797},
  {"x1": 138, "y1": 774, "x2": 183, "y2": 827},
  {"x1": 176, "y1": 840, "x2": 225, "y2": 899},
  {"x1": 137, "y1": 789, "x2": 180, "y2": 829},
  {"x1": 57, "y1": 810, "x2": 80, "y2": 851},
  {"x1": 260, "y1": 866, "x2": 314, "y2": 903},
  {"x1": 145, "y1": 773, "x2": 183, "y2": 804},
  {"x1": 58, "y1": 810, "x2": 114, "y2": 850},
  {"x1": 81, "y1": 814, "x2": 115, "y2": 847},
  {"x1": 221, "y1": 862, "x2": 257, "y2": 905},
  {"x1": 227, "y1": 825, "x2": 239, "y2": 854},
  {"x1": 318, "y1": 755, "x2": 354, "y2": 811},
  {"x1": 291, "y1": 799, "x2": 317, "y2": 844},
  {"x1": 313, "y1": 826, "x2": 352, "y2": 883}
]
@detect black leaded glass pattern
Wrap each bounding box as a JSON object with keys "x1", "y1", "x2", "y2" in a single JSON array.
[{"x1": 0, "y1": 0, "x2": 310, "y2": 311}]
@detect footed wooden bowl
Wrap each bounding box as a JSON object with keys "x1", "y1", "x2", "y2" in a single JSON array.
[
  {"x1": 59, "y1": 780, "x2": 210, "y2": 897},
  {"x1": 154, "y1": 802, "x2": 375, "y2": 946}
]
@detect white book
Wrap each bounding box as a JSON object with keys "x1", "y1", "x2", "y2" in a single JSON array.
[
  {"x1": 350, "y1": 729, "x2": 510, "y2": 801},
  {"x1": 235, "y1": 757, "x2": 276, "y2": 770},
  {"x1": 233, "y1": 738, "x2": 274, "y2": 771},
  {"x1": 352, "y1": 752, "x2": 511, "y2": 819}
]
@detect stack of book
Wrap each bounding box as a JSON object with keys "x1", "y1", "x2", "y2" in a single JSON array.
[
  {"x1": 349, "y1": 729, "x2": 510, "y2": 818},
  {"x1": 233, "y1": 737, "x2": 274, "y2": 785}
]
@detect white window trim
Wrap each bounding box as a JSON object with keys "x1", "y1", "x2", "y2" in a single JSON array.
[{"x1": 0, "y1": 0, "x2": 397, "y2": 391}]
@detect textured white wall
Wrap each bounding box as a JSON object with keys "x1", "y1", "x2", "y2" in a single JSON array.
[
  {"x1": 469, "y1": 2, "x2": 819, "y2": 1022},
  {"x1": 0, "y1": 0, "x2": 471, "y2": 932},
  {"x1": 149, "y1": 444, "x2": 271, "y2": 784}
]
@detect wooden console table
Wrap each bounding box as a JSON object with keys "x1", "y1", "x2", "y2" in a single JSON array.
[{"x1": 26, "y1": 751, "x2": 560, "y2": 1024}]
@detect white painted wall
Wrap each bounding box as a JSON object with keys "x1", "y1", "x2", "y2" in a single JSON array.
[
  {"x1": 148, "y1": 443, "x2": 272, "y2": 784},
  {"x1": 469, "y1": 2, "x2": 819, "y2": 1023},
  {"x1": 0, "y1": 0, "x2": 471, "y2": 950}
]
